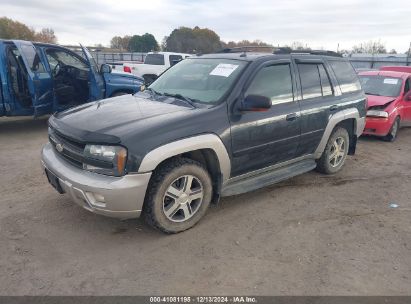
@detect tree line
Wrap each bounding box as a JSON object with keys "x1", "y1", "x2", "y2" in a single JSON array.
[
  {"x1": 0, "y1": 17, "x2": 401, "y2": 54},
  {"x1": 0, "y1": 17, "x2": 57, "y2": 43}
]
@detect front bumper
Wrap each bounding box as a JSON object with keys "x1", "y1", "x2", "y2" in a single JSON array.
[
  {"x1": 363, "y1": 116, "x2": 392, "y2": 137},
  {"x1": 41, "y1": 143, "x2": 151, "y2": 219}
]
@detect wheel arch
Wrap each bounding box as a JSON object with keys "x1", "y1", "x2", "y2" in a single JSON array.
[
  {"x1": 138, "y1": 134, "x2": 231, "y2": 184},
  {"x1": 314, "y1": 108, "x2": 365, "y2": 158}
]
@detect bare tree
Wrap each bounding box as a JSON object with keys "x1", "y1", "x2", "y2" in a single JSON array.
[{"x1": 352, "y1": 40, "x2": 387, "y2": 54}]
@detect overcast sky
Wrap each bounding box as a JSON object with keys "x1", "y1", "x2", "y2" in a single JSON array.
[{"x1": 1, "y1": 0, "x2": 411, "y2": 52}]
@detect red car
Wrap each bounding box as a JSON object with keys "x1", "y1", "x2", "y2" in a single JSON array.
[{"x1": 359, "y1": 68, "x2": 411, "y2": 141}]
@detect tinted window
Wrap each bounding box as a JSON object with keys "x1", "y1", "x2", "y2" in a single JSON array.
[
  {"x1": 318, "y1": 64, "x2": 333, "y2": 96},
  {"x1": 144, "y1": 54, "x2": 165, "y2": 65},
  {"x1": 245, "y1": 64, "x2": 293, "y2": 104},
  {"x1": 359, "y1": 75, "x2": 403, "y2": 97},
  {"x1": 298, "y1": 64, "x2": 322, "y2": 99},
  {"x1": 169, "y1": 55, "x2": 183, "y2": 66},
  {"x1": 20, "y1": 44, "x2": 46, "y2": 73},
  {"x1": 329, "y1": 60, "x2": 361, "y2": 93}
]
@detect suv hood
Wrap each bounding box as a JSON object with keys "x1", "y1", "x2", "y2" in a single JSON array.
[
  {"x1": 50, "y1": 95, "x2": 192, "y2": 143},
  {"x1": 366, "y1": 95, "x2": 396, "y2": 108}
]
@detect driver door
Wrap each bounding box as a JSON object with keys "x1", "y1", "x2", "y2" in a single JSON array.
[
  {"x1": 12, "y1": 40, "x2": 53, "y2": 117},
  {"x1": 402, "y1": 77, "x2": 411, "y2": 124},
  {"x1": 80, "y1": 45, "x2": 105, "y2": 100}
]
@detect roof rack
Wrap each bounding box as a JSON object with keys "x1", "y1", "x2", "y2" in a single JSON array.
[
  {"x1": 273, "y1": 47, "x2": 342, "y2": 57},
  {"x1": 218, "y1": 46, "x2": 275, "y2": 53},
  {"x1": 218, "y1": 46, "x2": 342, "y2": 57}
]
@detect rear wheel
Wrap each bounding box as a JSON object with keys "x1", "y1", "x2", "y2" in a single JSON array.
[
  {"x1": 383, "y1": 117, "x2": 400, "y2": 142},
  {"x1": 143, "y1": 158, "x2": 212, "y2": 233},
  {"x1": 316, "y1": 127, "x2": 350, "y2": 174}
]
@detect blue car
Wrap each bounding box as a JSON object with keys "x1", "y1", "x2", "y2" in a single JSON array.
[{"x1": 0, "y1": 40, "x2": 144, "y2": 117}]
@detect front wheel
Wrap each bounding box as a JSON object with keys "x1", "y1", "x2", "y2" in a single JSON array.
[
  {"x1": 383, "y1": 117, "x2": 400, "y2": 142},
  {"x1": 143, "y1": 158, "x2": 212, "y2": 233},
  {"x1": 316, "y1": 127, "x2": 350, "y2": 175}
]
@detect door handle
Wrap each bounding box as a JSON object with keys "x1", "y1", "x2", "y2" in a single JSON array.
[
  {"x1": 286, "y1": 113, "x2": 298, "y2": 121},
  {"x1": 330, "y1": 105, "x2": 339, "y2": 112}
]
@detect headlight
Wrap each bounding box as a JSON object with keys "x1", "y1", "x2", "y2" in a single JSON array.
[
  {"x1": 366, "y1": 110, "x2": 389, "y2": 118},
  {"x1": 83, "y1": 145, "x2": 127, "y2": 176}
]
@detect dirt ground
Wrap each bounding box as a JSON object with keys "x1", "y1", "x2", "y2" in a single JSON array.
[{"x1": 0, "y1": 116, "x2": 410, "y2": 296}]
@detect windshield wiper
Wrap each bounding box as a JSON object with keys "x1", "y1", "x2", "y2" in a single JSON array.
[
  {"x1": 145, "y1": 87, "x2": 162, "y2": 98},
  {"x1": 162, "y1": 92, "x2": 197, "y2": 108}
]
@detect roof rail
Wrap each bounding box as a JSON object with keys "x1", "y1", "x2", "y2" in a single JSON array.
[
  {"x1": 218, "y1": 46, "x2": 275, "y2": 53},
  {"x1": 273, "y1": 47, "x2": 342, "y2": 57},
  {"x1": 217, "y1": 46, "x2": 342, "y2": 57}
]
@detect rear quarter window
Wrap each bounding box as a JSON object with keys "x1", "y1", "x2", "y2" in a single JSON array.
[{"x1": 329, "y1": 60, "x2": 361, "y2": 94}]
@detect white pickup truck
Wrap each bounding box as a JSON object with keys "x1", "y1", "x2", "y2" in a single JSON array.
[{"x1": 124, "y1": 52, "x2": 191, "y2": 84}]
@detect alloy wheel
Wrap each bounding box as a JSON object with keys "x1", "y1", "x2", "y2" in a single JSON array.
[
  {"x1": 162, "y1": 175, "x2": 204, "y2": 222},
  {"x1": 329, "y1": 136, "x2": 346, "y2": 167}
]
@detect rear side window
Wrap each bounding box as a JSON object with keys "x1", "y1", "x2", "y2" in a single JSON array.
[
  {"x1": 144, "y1": 54, "x2": 165, "y2": 65},
  {"x1": 318, "y1": 65, "x2": 333, "y2": 96},
  {"x1": 245, "y1": 64, "x2": 294, "y2": 104},
  {"x1": 298, "y1": 64, "x2": 322, "y2": 99},
  {"x1": 329, "y1": 60, "x2": 361, "y2": 94}
]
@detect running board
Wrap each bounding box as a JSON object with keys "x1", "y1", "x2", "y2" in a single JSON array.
[{"x1": 221, "y1": 159, "x2": 317, "y2": 197}]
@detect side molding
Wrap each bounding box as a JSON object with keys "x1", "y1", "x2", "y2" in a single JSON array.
[
  {"x1": 314, "y1": 108, "x2": 365, "y2": 158},
  {"x1": 138, "y1": 134, "x2": 231, "y2": 183}
]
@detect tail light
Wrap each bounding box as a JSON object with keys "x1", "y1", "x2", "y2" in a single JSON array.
[{"x1": 123, "y1": 66, "x2": 131, "y2": 73}]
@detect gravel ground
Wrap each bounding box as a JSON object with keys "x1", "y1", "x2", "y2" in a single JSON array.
[{"x1": 0, "y1": 116, "x2": 410, "y2": 295}]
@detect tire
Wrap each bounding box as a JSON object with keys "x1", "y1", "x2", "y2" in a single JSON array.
[
  {"x1": 316, "y1": 127, "x2": 350, "y2": 175},
  {"x1": 143, "y1": 158, "x2": 213, "y2": 233},
  {"x1": 382, "y1": 117, "x2": 400, "y2": 142},
  {"x1": 111, "y1": 91, "x2": 129, "y2": 97}
]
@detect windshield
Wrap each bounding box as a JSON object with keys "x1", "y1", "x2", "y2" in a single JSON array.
[
  {"x1": 149, "y1": 58, "x2": 247, "y2": 104},
  {"x1": 144, "y1": 54, "x2": 165, "y2": 65},
  {"x1": 359, "y1": 75, "x2": 403, "y2": 97}
]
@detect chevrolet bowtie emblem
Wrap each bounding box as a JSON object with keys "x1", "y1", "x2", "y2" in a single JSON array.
[{"x1": 56, "y1": 143, "x2": 64, "y2": 153}]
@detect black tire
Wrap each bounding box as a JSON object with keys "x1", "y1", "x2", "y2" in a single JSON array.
[
  {"x1": 382, "y1": 117, "x2": 400, "y2": 142},
  {"x1": 143, "y1": 158, "x2": 213, "y2": 234},
  {"x1": 316, "y1": 127, "x2": 350, "y2": 175},
  {"x1": 111, "y1": 91, "x2": 129, "y2": 97}
]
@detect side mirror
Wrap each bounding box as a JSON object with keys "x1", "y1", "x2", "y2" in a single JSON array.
[
  {"x1": 100, "y1": 63, "x2": 112, "y2": 74},
  {"x1": 240, "y1": 95, "x2": 272, "y2": 112}
]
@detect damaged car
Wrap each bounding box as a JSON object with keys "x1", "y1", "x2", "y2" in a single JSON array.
[
  {"x1": 359, "y1": 68, "x2": 411, "y2": 141},
  {"x1": 0, "y1": 40, "x2": 144, "y2": 117}
]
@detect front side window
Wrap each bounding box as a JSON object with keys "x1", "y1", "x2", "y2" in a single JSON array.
[
  {"x1": 245, "y1": 64, "x2": 294, "y2": 104},
  {"x1": 359, "y1": 75, "x2": 403, "y2": 97},
  {"x1": 149, "y1": 58, "x2": 247, "y2": 104},
  {"x1": 144, "y1": 54, "x2": 165, "y2": 65},
  {"x1": 45, "y1": 49, "x2": 89, "y2": 70},
  {"x1": 329, "y1": 60, "x2": 361, "y2": 94},
  {"x1": 20, "y1": 44, "x2": 46, "y2": 73}
]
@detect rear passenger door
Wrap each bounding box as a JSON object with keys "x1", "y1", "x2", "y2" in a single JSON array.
[
  {"x1": 294, "y1": 59, "x2": 337, "y2": 156},
  {"x1": 402, "y1": 77, "x2": 411, "y2": 123},
  {"x1": 229, "y1": 60, "x2": 301, "y2": 176}
]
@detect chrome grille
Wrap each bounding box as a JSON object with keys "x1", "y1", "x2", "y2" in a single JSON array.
[{"x1": 49, "y1": 127, "x2": 85, "y2": 168}]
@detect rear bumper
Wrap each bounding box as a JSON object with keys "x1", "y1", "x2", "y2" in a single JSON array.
[
  {"x1": 41, "y1": 143, "x2": 151, "y2": 219},
  {"x1": 363, "y1": 117, "x2": 393, "y2": 136}
]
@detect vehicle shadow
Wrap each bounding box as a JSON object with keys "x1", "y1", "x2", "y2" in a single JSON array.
[{"x1": 0, "y1": 116, "x2": 49, "y2": 134}]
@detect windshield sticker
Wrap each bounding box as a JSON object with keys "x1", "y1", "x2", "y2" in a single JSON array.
[
  {"x1": 384, "y1": 78, "x2": 399, "y2": 85},
  {"x1": 210, "y1": 64, "x2": 239, "y2": 77}
]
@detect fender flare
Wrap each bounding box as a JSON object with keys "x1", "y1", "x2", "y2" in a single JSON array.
[
  {"x1": 314, "y1": 108, "x2": 365, "y2": 158},
  {"x1": 138, "y1": 134, "x2": 231, "y2": 183}
]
